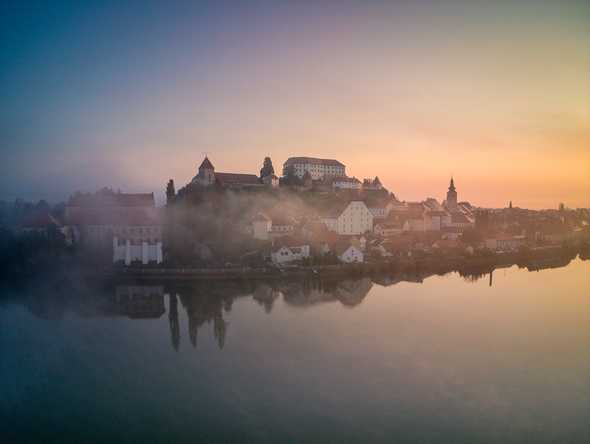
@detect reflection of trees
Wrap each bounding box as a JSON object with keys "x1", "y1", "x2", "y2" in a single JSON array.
[
  {"x1": 168, "y1": 293, "x2": 180, "y2": 351},
  {"x1": 252, "y1": 284, "x2": 279, "y2": 313}
]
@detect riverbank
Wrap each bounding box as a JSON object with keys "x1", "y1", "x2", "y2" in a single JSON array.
[{"x1": 111, "y1": 245, "x2": 586, "y2": 282}]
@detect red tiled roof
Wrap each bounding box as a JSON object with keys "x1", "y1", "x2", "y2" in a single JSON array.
[
  {"x1": 68, "y1": 192, "x2": 154, "y2": 208},
  {"x1": 66, "y1": 208, "x2": 162, "y2": 226},
  {"x1": 273, "y1": 236, "x2": 308, "y2": 248},
  {"x1": 215, "y1": 172, "x2": 261, "y2": 185}
]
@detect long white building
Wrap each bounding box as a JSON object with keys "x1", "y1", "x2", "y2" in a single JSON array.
[
  {"x1": 322, "y1": 201, "x2": 373, "y2": 236},
  {"x1": 283, "y1": 157, "x2": 345, "y2": 180}
]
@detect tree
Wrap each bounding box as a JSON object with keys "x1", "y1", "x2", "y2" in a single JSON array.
[
  {"x1": 282, "y1": 165, "x2": 302, "y2": 186},
  {"x1": 260, "y1": 157, "x2": 275, "y2": 179},
  {"x1": 166, "y1": 179, "x2": 176, "y2": 205}
]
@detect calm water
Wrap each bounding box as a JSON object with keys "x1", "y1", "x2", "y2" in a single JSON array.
[{"x1": 1, "y1": 259, "x2": 589, "y2": 443}]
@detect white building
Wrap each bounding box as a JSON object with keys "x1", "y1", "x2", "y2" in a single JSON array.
[
  {"x1": 336, "y1": 244, "x2": 364, "y2": 263},
  {"x1": 332, "y1": 176, "x2": 361, "y2": 190},
  {"x1": 271, "y1": 244, "x2": 310, "y2": 265},
  {"x1": 113, "y1": 239, "x2": 162, "y2": 265},
  {"x1": 321, "y1": 201, "x2": 373, "y2": 236},
  {"x1": 283, "y1": 157, "x2": 345, "y2": 180},
  {"x1": 368, "y1": 201, "x2": 394, "y2": 220}
]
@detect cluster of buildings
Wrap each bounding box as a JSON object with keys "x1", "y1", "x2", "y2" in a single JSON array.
[
  {"x1": 250, "y1": 175, "x2": 480, "y2": 266},
  {"x1": 9, "y1": 154, "x2": 589, "y2": 268}
]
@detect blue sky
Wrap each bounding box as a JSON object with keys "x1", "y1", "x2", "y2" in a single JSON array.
[{"x1": 1, "y1": 1, "x2": 589, "y2": 207}]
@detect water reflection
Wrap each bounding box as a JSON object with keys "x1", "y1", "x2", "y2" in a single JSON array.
[
  {"x1": 1, "y1": 255, "x2": 589, "y2": 444},
  {"x1": 2, "y1": 253, "x2": 586, "y2": 353}
]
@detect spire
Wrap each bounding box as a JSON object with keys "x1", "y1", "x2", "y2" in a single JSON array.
[{"x1": 449, "y1": 177, "x2": 455, "y2": 192}]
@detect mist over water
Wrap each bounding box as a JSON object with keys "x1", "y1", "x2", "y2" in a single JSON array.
[{"x1": 1, "y1": 258, "x2": 589, "y2": 443}]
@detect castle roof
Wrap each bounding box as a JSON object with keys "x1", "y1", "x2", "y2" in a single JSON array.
[
  {"x1": 199, "y1": 157, "x2": 214, "y2": 170},
  {"x1": 68, "y1": 192, "x2": 155, "y2": 208},
  {"x1": 215, "y1": 172, "x2": 260, "y2": 186}
]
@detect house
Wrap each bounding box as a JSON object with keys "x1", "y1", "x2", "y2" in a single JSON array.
[
  {"x1": 283, "y1": 157, "x2": 345, "y2": 180},
  {"x1": 374, "y1": 221, "x2": 404, "y2": 237},
  {"x1": 335, "y1": 242, "x2": 364, "y2": 263},
  {"x1": 446, "y1": 212, "x2": 474, "y2": 229},
  {"x1": 331, "y1": 176, "x2": 362, "y2": 190},
  {"x1": 269, "y1": 214, "x2": 296, "y2": 238},
  {"x1": 270, "y1": 237, "x2": 310, "y2": 265},
  {"x1": 111, "y1": 214, "x2": 164, "y2": 265},
  {"x1": 367, "y1": 201, "x2": 394, "y2": 220},
  {"x1": 251, "y1": 211, "x2": 295, "y2": 240},
  {"x1": 321, "y1": 201, "x2": 373, "y2": 236},
  {"x1": 441, "y1": 226, "x2": 463, "y2": 240},
  {"x1": 424, "y1": 210, "x2": 450, "y2": 231}
]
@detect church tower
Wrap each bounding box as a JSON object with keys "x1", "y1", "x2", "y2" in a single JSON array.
[{"x1": 446, "y1": 177, "x2": 458, "y2": 210}]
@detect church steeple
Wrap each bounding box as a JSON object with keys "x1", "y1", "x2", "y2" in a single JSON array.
[{"x1": 446, "y1": 176, "x2": 458, "y2": 209}]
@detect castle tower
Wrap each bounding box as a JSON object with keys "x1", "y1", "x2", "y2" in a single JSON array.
[
  {"x1": 446, "y1": 177, "x2": 457, "y2": 209},
  {"x1": 195, "y1": 156, "x2": 215, "y2": 186}
]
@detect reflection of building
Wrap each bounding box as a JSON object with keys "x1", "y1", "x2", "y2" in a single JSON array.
[
  {"x1": 114, "y1": 286, "x2": 165, "y2": 318},
  {"x1": 253, "y1": 284, "x2": 280, "y2": 313},
  {"x1": 280, "y1": 278, "x2": 372, "y2": 307},
  {"x1": 179, "y1": 288, "x2": 234, "y2": 349}
]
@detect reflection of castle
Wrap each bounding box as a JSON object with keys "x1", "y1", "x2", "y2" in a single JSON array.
[
  {"x1": 115, "y1": 285, "x2": 165, "y2": 318},
  {"x1": 14, "y1": 253, "x2": 585, "y2": 351}
]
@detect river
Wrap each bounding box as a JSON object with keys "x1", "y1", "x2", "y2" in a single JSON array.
[{"x1": 1, "y1": 257, "x2": 589, "y2": 443}]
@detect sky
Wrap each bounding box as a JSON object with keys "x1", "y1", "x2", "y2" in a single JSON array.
[{"x1": 1, "y1": 0, "x2": 589, "y2": 208}]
